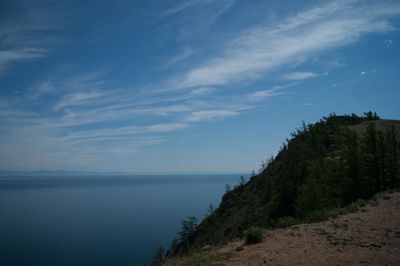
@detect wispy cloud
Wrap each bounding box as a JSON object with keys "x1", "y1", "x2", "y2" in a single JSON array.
[
  {"x1": 156, "y1": 0, "x2": 236, "y2": 39},
  {"x1": 282, "y1": 72, "x2": 319, "y2": 81},
  {"x1": 0, "y1": 2, "x2": 60, "y2": 75},
  {"x1": 166, "y1": 1, "x2": 399, "y2": 89},
  {"x1": 162, "y1": 47, "x2": 194, "y2": 67},
  {"x1": 0, "y1": 49, "x2": 46, "y2": 73},
  {"x1": 63, "y1": 123, "x2": 189, "y2": 142},
  {"x1": 56, "y1": 103, "x2": 191, "y2": 127},
  {"x1": 160, "y1": 0, "x2": 200, "y2": 17},
  {"x1": 53, "y1": 92, "x2": 108, "y2": 111},
  {"x1": 184, "y1": 109, "x2": 239, "y2": 122},
  {"x1": 0, "y1": 96, "x2": 189, "y2": 167},
  {"x1": 189, "y1": 87, "x2": 216, "y2": 97},
  {"x1": 248, "y1": 89, "x2": 283, "y2": 102}
]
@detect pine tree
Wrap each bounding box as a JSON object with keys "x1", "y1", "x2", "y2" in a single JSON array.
[
  {"x1": 361, "y1": 123, "x2": 380, "y2": 196},
  {"x1": 178, "y1": 216, "x2": 198, "y2": 252},
  {"x1": 151, "y1": 246, "x2": 165, "y2": 266},
  {"x1": 169, "y1": 238, "x2": 179, "y2": 255},
  {"x1": 377, "y1": 130, "x2": 386, "y2": 190},
  {"x1": 239, "y1": 175, "x2": 246, "y2": 186},
  {"x1": 384, "y1": 126, "x2": 399, "y2": 188},
  {"x1": 295, "y1": 159, "x2": 329, "y2": 217},
  {"x1": 342, "y1": 130, "x2": 362, "y2": 203}
]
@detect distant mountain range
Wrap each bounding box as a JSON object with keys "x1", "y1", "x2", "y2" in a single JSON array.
[
  {"x1": 0, "y1": 170, "x2": 244, "y2": 177},
  {"x1": 0, "y1": 170, "x2": 128, "y2": 177}
]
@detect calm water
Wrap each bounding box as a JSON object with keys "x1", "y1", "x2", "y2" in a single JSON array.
[{"x1": 0, "y1": 175, "x2": 239, "y2": 266}]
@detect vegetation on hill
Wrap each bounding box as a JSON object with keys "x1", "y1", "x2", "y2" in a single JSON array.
[
  {"x1": 165, "y1": 191, "x2": 400, "y2": 266},
  {"x1": 163, "y1": 112, "x2": 400, "y2": 259}
]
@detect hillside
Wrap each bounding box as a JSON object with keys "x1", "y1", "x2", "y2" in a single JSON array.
[
  {"x1": 160, "y1": 112, "x2": 400, "y2": 262},
  {"x1": 166, "y1": 191, "x2": 400, "y2": 265}
]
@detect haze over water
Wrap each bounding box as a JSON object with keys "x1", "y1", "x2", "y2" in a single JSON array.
[{"x1": 0, "y1": 174, "x2": 239, "y2": 265}]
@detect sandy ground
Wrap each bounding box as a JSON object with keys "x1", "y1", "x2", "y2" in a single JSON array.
[{"x1": 167, "y1": 192, "x2": 400, "y2": 266}]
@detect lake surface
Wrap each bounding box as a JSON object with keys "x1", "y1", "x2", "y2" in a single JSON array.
[{"x1": 0, "y1": 174, "x2": 239, "y2": 265}]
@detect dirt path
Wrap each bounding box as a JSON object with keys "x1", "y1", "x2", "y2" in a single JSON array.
[{"x1": 167, "y1": 192, "x2": 400, "y2": 266}]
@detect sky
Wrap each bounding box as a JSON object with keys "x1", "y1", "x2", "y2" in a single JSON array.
[{"x1": 0, "y1": 0, "x2": 399, "y2": 173}]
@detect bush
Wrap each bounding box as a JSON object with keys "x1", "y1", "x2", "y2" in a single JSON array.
[
  {"x1": 303, "y1": 209, "x2": 331, "y2": 223},
  {"x1": 244, "y1": 227, "x2": 264, "y2": 244},
  {"x1": 274, "y1": 216, "x2": 300, "y2": 228},
  {"x1": 345, "y1": 198, "x2": 367, "y2": 213}
]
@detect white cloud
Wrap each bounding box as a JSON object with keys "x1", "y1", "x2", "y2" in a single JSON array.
[
  {"x1": 166, "y1": 1, "x2": 400, "y2": 89},
  {"x1": 55, "y1": 101, "x2": 192, "y2": 127},
  {"x1": 248, "y1": 89, "x2": 282, "y2": 102},
  {"x1": 145, "y1": 123, "x2": 189, "y2": 133},
  {"x1": 282, "y1": 71, "x2": 318, "y2": 81},
  {"x1": 53, "y1": 92, "x2": 107, "y2": 111},
  {"x1": 0, "y1": 3, "x2": 60, "y2": 75},
  {"x1": 160, "y1": 0, "x2": 200, "y2": 17},
  {"x1": 63, "y1": 123, "x2": 189, "y2": 142},
  {"x1": 162, "y1": 47, "x2": 194, "y2": 67},
  {"x1": 157, "y1": 0, "x2": 236, "y2": 40},
  {"x1": 0, "y1": 49, "x2": 46, "y2": 73},
  {"x1": 184, "y1": 109, "x2": 239, "y2": 122},
  {"x1": 189, "y1": 87, "x2": 216, "y2": 96},
  {"x1": 360, "y1": 71, "x2": 366, "y2": 75},
  {"x1": 0, "y1": 100, "x2": 175, "y2": 167}
]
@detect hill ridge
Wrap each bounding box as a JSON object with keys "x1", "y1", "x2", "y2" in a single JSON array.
[
  {"x1": 164, "y1": 113, "x2": 400, "y2": 263},
  {"x1": 166, "y1": 190, "x2": 400, "y2": 265}
]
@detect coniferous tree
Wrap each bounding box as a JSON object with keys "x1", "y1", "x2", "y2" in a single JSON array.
[
  {"x1": 384, "y1": 126, "x2": 399, "y2": 188},
  {"x1": 178, "y1": 216, "x2": 197, "y2": 253},
  {"x1": 239, "y1": 175, "x2": 246, "y2": 186},
  {"x1": 361, "y1": 123, "x2": 380, "y2": 196},
  {"x1": 169, "y1": 238, "x2": 179, "y2": 255},
  {"x1": 325, "y1": 153, "x2": 344, "y2": 208},
  {"x1": 342, "y1": 129, "x2": 362, "y2": 203},
  {"x1": 151, "y1": 246, "x2": 165, "y2": 266},
  {"x1": 377, "y1": 130, "x2": 386, "y2": 190},
  {"x1": 295, "y1": 159, "x2": 329, "y2": 216},
  {"x1": 364, "y1": 111, "x2": 380, "y2": 120}
]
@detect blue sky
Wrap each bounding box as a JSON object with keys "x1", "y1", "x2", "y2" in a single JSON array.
[{"x1": 0, "y1": 0, "x2": 399, "y2": 173}]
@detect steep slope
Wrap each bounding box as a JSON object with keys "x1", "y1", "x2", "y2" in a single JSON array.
[
  {"x1": 166, "y1": 191, "x2": 400, "y2": 265},
  {"x1": 168, "y1": 113, "x2": 400, "y2": 256}
]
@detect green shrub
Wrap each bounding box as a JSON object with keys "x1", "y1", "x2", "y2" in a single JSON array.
[
  {"x1": 345, "y1": 198, "x2": 368, "y2": 213},
  {"x1": 244, "y1": 227, "x2": 264, "y2": 244},
  {"x1": 303, "y1": 209, "x2": 331, "y2": 223},
  {"x1": 325, "y1": 207, "x2": 346, "y2": 218},
  {"x1": 274, "y1": 216, "x2": 300, "y2": 228}
]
